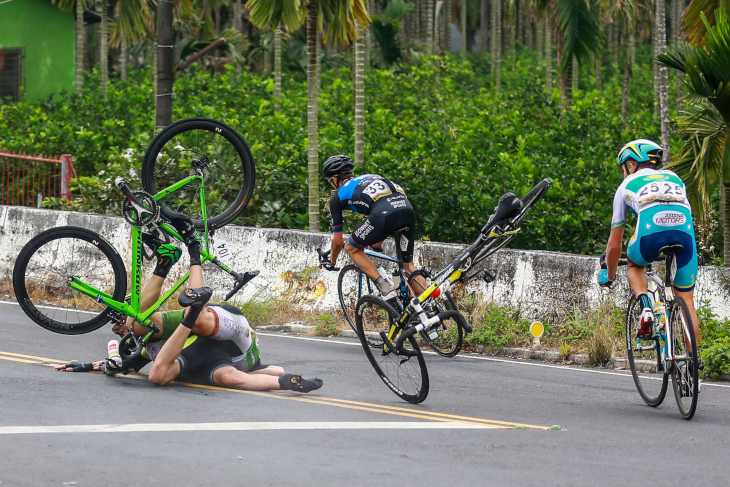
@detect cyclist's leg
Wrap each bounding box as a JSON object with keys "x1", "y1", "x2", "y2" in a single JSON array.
[
  {"x1": 347, "y1": 214, "x2": 388, "y2": 282},
  {"x1": 673, "y1": 236, "x2": 700, "y2": 345}
]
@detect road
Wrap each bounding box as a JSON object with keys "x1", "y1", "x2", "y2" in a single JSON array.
[{"x1": 1, "y1": 300, "x2": 729, "y2": 486}]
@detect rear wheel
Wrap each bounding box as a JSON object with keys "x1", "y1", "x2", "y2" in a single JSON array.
[
  {"x1": 13, "y1": 227, "x2": 128, "y2": 334},
  {"x1": 626, "y1": 296, "x2": 668, "y2": 407},
  {"x1": 669, "y1": 297, "x2": 699, "y2": 420},
  {"x1": 141, "y1": 117, "x2": 256, "y2": 231},
  {"x1": 408, "y1": 270, "x2": 463, "y2": 357},
  {"x1": 355, "y1": 295, "x2": 429, "y2": 403}
]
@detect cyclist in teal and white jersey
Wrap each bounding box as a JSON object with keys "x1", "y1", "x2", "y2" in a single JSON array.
[{"x1": 597, "y1": 139, "x2": 700, "y2": 345}]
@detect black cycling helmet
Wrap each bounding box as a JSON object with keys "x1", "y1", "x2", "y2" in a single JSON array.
[{"x1": 323, "y1": 154, "x2": 354, "y2": 178}]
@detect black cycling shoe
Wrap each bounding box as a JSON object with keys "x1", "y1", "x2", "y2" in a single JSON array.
[
  {"x1": 279, "y1": 374, "x2": 323, "y2": 393},
  {"x1": 178, "y1": 286, "x2": 213, "y2": 308}
]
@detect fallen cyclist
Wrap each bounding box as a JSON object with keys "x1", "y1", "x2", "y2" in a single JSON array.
[{"x1": 57, "y1": 215, "x2": 322, "y2": 394}]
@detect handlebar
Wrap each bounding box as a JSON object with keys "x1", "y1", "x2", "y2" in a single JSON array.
[{"x1": 224, "y1": 270, "x2": 259, "y2": 301}]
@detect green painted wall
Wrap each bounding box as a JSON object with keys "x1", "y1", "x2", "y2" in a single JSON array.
[{"x1": 0, "y1": 0, "x2": 75, "y2": 101}]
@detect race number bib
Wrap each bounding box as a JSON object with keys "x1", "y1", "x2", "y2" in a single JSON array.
[
  {"x1": 214, "y1": 238, "x2": 233, "y2": 262},
  {"x1": 362, "y1": 179, "x2": 392, "y2": 201},
  {"x1": 637, "y1": 181, "x2": 686, "y2": 206}
]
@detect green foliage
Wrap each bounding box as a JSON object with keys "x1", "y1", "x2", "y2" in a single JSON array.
[
  {"x1": 0, "y1": 48, "x2": 668, "y2": 255},
  {"x1": 310, "y1": 314, "x2": 339, "y2": 336},
  {"x1": 463, "y1": 303, "x2": 531, "y2": 349}
]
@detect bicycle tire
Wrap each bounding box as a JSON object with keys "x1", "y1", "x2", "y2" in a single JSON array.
[
  {"x1": 355, "y1": 295, "x2": 429, "y2": 403},
  {"x1": 141, "y1": 117, "x2": 256, "y2": 231},
  {"x1": 669, "y1": 296, "x2": 699, "y2": 420},
  {"x1": 338, "y1": 264, "x2": 377, "y2": 336},
  {"x1": 13, "y1": 226, "x2": 128, "y2": 335},
  {"x1": 626, "y1": 295, "x2": 668, "y2": 407},
  {"x1": 408, "y1": 270, "x2": 463, "y2": 357}
]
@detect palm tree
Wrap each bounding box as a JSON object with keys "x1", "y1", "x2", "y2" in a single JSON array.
[
  {"x1": 657, "y1": 8, "x2": 730, "y2": 264},
  {"x1": 656, "y1": 0, "x2": 671, "y2": 161},
  {"x1": 354, "y1": 20, "x2": 365, "y2": 165},
  {"x1": 248, "y1": 0, "x2": 369, "y2": 231},
  {"x1": 491, "y1": 0, "x2": 502, "y2": 91},
  {"x1": 53, "y1": 0, "x2": 95, "y2": 96},
  {"x1": 461, "y1": 0, "x2": 468, "y2": 61},
  {"x1": 683, "y1": 0, "x2": 730, "y2": 44},
  {"x1": 555, "y1": 0, "x2": 601, "y2": 111}
]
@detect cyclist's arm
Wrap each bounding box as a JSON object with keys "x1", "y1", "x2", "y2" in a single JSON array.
[
  {"x1": 329, "y1": 193, "x2": 345, "y2": 266},
  {"x1": 148, "y1": 320, "x2": 190, "y2": 385},
  {"x1": 606, "y1": 227, "x2": 624, "y2": 280}
]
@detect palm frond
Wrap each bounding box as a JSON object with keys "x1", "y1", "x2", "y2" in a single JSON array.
[
  {"x1": 555, "y1": 0, "x2": 601, "y2": 71},
  {"x1": 656, "y1": 41, "x2": 692, "y2": 74},
  {"x1": 246, "y1": 0, "x2": 305, "y2": 31},
  {"x1": 683, "y1": 0, "x2": 719, "y2": 45}
]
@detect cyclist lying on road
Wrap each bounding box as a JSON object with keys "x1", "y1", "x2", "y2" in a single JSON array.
[
  {"x1": 321, "y1": 154, "x2": 423, "y2": 309},
  {"x1": 57, "y1": 215, "x2": 322, "y2": 393},
  {"x1": 596, "y1": 139, "x2": 701, "y2": 351}
]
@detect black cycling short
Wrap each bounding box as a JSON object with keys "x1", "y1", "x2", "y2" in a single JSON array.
[
  {"x1": 349, "y1": 195, "x2": 415, "y2": 263},
  {"x1": 176, "y1": 336, "x2": 236, "y2": 385}
]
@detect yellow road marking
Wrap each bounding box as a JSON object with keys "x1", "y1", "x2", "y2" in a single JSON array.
[{"x1": 0, "y1": 350, "x2": 551, "y2": 430}]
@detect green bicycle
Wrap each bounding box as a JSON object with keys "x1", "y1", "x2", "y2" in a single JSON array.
[{"x1": 13, "y1": 117, "x2": 256, "y2": 359}]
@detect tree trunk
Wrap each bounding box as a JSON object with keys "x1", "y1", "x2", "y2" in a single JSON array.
[
  {"x1": 479, "y1": 0, "x2": 488, "y2": 56},
  {"x1": 307, "y1": 1, "x2": 320, "y2": 231},
  {"x1": 233, "y1": 0, "x2": 242, "y2": 32},
  {"x1": 75, "y1": 0, "x2": 84, "y2": 96},
  {"x1": 365, "y1": 0, "x2": 372, "y2": 69},
  {"x1": 316, "y1": 29, "x2": 322, "y2": 97},
  {"x1": 594, "y1": 52, "x2": 601, "y2": 91},
  {"x1": 536, "y1": 13, "x2": 543, "y2": 66},
  {"x1": 156, "y1": 0, "x2": 174, "y2": 130},
  {"x1": 100, "y1": 0, "x2": 108, "y2": 101},
  {"x1": 274, "y1": 23, "x2": 282, "y2": 112},
  {"x1": 263, "y1": 39, "x2": 272, "y2": 75},
  {"x1": 564, "y1": 54, "x2": 573, "y2": 111},
  {"x1": 657, "y1": 0, "x2": 671, "y2": 162},
  {"x1": 545, "y1": 15, "x2": 551, "y2": 92},
  {"x1": 492, "y1": 0, "x2": 501, "y2": 91},
  {"x1": 444, "y1": 0, "x2": 452, "y2": 54},
  {"x1": 427, "y1": 0, "x2": 434, "y2": 55},
  {"x1": 621, "y1": 25, "x2": 634, "y2": 126},
  {"x1": 653, "y1": 0, "x2": 659, "y2": 120},
  {"x1": 572, "y1": 55, "x2": 578, "y2": 93},
  {"x1": 354, "y1": 21, "x2": 365, "y2": 166},
  {"x1": 461, "y1": 0, "x2": 467, "y2": 62},
  {"x1": 120, "y1": 32, "x2": 127, "y2": 82}
]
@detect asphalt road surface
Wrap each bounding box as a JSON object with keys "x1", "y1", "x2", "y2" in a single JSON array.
[{"x1": 2, "y1": 300, "x2": 729, "y2": 486}]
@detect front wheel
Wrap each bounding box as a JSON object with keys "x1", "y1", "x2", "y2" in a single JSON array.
[
  {"x1": 141, "y1": 117, "x2": 256, "y2": 231},
  {"x1": 13, "y1": 227, "x2": 128, "y2": 334},
  {"x1": 355, "y1": 295, "x2": 429, "y2": 404},
  {"x1": 669, "y1": 297, "x2": 700, "y2": 420},
  {"x1": 626, "y1": 295, "x2": 668, "y2": 407},
  {"x1": 337, "y1": 264, "x2": 377, "y2": 337}
]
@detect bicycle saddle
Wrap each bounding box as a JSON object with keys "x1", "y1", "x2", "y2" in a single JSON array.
[
  {"x1": 482, "y1": 193, "x2": 523, "y2": 233},
  {"x1": 658, "y1": 244, "x2": 684, "y2": 257}
]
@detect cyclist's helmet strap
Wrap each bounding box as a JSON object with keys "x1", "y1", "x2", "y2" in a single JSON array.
[
  {"x1": 617, "y1": 139, "x2": 663, "y2": 166},
  {"x1": 323, "y1": 154, "x2": 355, "y2": 178}
]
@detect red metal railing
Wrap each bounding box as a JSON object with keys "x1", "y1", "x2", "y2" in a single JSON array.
[{"x1": 0, "y1": 151, "x2": 75, "y2": 207}]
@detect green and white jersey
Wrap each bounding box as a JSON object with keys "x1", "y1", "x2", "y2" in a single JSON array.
[{"x1": 611, "y1": 168, "x2": 692, "y2": 232}]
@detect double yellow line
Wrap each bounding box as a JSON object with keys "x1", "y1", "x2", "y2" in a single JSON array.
[{"x1": 0, "y1": 350, "x2": 551, "y2": 430}]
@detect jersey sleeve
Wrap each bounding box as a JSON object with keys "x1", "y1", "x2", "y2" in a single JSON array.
[
  {"x1": 329, "y1": 193, "x2": 344, "y2": 232},
  {"x1": 610, "y1": 187, "x2": 627, "y2": 230}
]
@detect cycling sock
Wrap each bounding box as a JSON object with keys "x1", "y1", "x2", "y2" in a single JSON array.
[
  {"x1": 375, "y1": 276, "x2": 393, "y2": 295},
  {"x1": 278, "y1": 374, "x2": 323, "y2": 393},
  {"x1": 187, "y1": 242, "x2": 202, "y2": 267},
  {"x1": 638, "y1": 294, "x2": 652, "y2": 310}
]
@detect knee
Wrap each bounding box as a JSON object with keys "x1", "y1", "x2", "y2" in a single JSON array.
[{"x1": 344, "y1": 241, "x2": 357, "y2": 254}]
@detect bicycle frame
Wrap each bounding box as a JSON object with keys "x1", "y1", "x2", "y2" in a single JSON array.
[{"x1": 66, "y1": 177, "x2": 245, "y2": 346}]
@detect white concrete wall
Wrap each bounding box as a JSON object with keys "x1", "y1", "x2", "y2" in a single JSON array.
[{"x1": 2, "y1": 206, "x2": 729, "y2": 321}]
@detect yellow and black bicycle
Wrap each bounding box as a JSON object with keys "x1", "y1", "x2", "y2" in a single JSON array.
[{"x1": 355, "y1": 179, "x2": 552, "y2": 403}]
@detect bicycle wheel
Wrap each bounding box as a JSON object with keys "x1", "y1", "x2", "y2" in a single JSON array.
[
  {"x1": 408, "y1": 270, "x2": 463, "y2": 357},
  {"x1": 13, "y1": 227, "x2": 128, "y2": 334},
  {"x1": 141, "y1": 117, "x2": 256, "y2": 231},
  {"x1": 355, "y1": 295, "x2": 429, "y2": 403},
  {"x1": 669, "y1": 297, "x2": 699, "y2": 420},
  {"x1": 626, "y1": 295, "x2": 668, "y2": 407},
  {"x1": 338, "y1": 264, "x2": 377, "y2": 335}
]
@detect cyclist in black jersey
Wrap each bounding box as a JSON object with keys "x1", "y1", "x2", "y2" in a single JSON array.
[
  {"x1": 322, "y1": 154, "x2": 420, "y2": 307},
  {"x1": 57, "y1": 215, "x2": 323, "y2": 393}
]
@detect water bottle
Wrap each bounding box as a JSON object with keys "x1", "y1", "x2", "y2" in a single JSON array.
[
  {"x1": 652, "y1": 302, "x2": 666, "y2": 331},
  {"x1": 377, "y1": 266, "x2": 394, "y2": 287}
]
